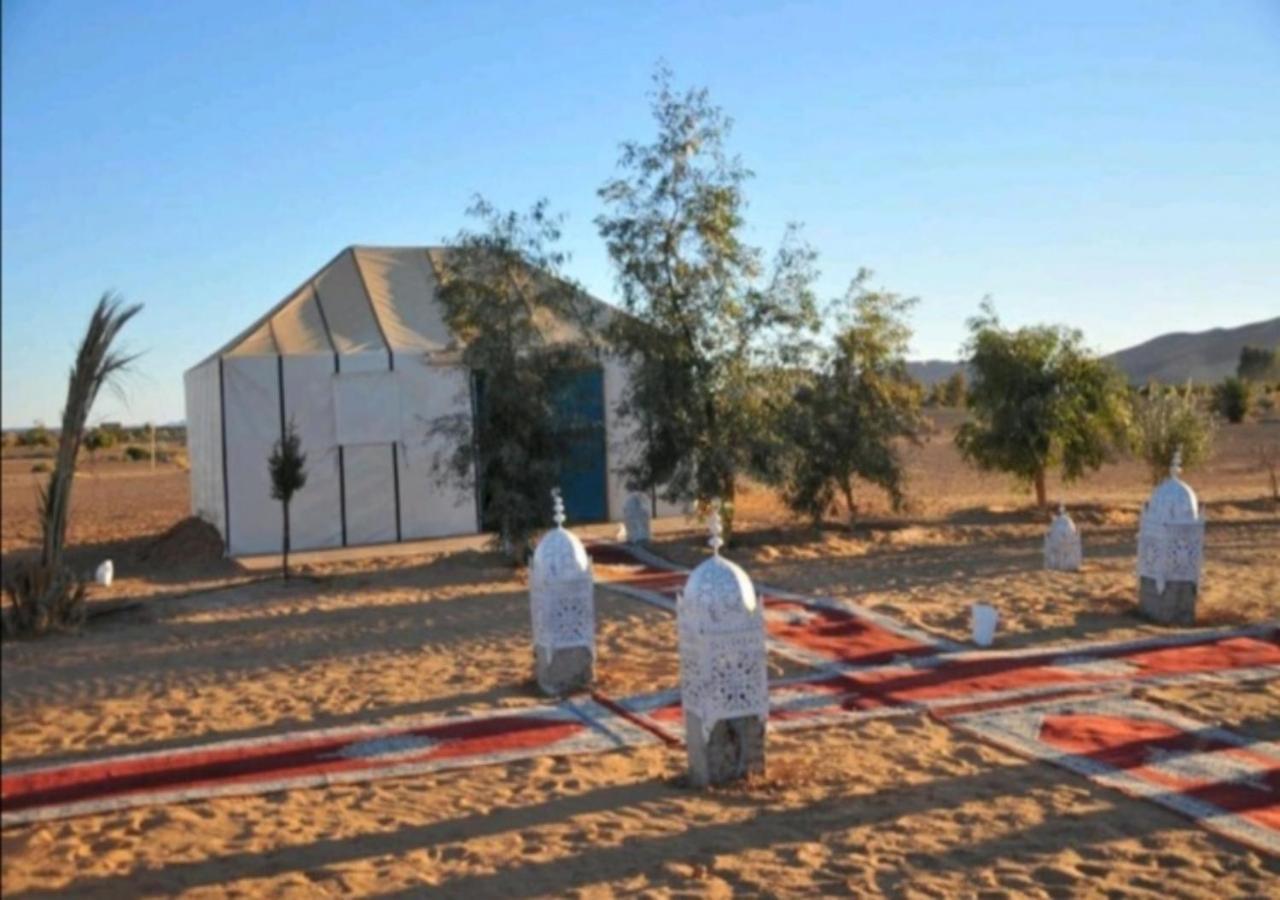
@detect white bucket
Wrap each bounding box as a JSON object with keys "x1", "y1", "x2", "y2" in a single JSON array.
[
  {"x1": 971, "y1": 603, "x2": 997, "y2": 647},
  {"x1": 95, "y1": 560, "x2": 114, "y2": 587}
]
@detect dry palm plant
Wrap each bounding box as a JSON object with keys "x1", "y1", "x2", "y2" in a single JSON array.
[{"x1": 3, "y1": 294, "x2": 142, "y2": 638}]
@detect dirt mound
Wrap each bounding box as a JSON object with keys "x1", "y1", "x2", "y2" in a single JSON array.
[{"x1": 138, "y1": 517, "x2": 225, "y2": 566}]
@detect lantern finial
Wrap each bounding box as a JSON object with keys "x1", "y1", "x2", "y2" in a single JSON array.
[
  {"x1": 552, "y1": 488, "x2": 565, "y2": 528},
  {"x1": 1057, "y1": 501, "x2": 1066, "y2": 516},
  {"x1": 1170, "y1": 446, "x2": 1183, "y2": 479},
  {"x1": 708, "y1": 502, "x2": 724, "y2": 555}
]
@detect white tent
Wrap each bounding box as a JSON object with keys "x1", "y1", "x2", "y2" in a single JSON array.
[{"x1": 184, "y1": 246, "x2": 676, "y2": 557}]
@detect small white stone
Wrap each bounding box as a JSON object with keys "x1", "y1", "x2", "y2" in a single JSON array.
[
  {"x1": 1044, "y1": 503, "x2": 1082, "y2": 571},
  {"x1": 623, "y1": 492, "x2": 651, "y2": 543}
]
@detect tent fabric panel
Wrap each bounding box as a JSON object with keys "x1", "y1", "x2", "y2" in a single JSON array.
[
  {"x1": 337, "y1": 350, "x2": 388, "y2": 376},
  {"x1": 227, "y1": 320, "x2": 279, "y2": 357},
  {"x1": 314, "y1": 250, "x2": 386, "y2": 355},
  {"x1": 395, "y1": 355, "x2": 479, "y2": 538},
  {"x1": 183, "y1": 360, "x2": 225, "y2": 539},
  {"x1": 603, "y1": 355, "x2": 637, "y2": 522},
  {"x1": 271, "y1": 287, "x2": 334, "y2": 356},
  {"x1": 333, "y1": 370, "x2": 402, "y2": 446},
  {"x1": 281, "y1": 356, "x2": 343, "y2": 551},
  {"x1": 602, "y1": 355, "x2": 685, "y2": 520},
  {"x1": 342, "y1": 444, "x2": 398, "y2": 546},
  {"x1": 223, "y1": 356, "x2": 284, "y2": 555},
  {"x1": 353, "y1": 248, "x2": 453, "y2": 353}
]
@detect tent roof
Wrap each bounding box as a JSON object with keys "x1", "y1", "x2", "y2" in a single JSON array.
[{"x1": 193, "y1": 245, "x2": 619, "y2": 368}]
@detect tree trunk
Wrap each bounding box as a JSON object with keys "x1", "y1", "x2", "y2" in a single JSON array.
[
  {"x1": 1033, "y1": 469, "x2": 1047, "y2": 509},
  {"x1": 841, "y1": 478, "x2": 857, "y2": 531},
  {"x1": 282, "y1": 501, "x2": 291, "y2": 583}
]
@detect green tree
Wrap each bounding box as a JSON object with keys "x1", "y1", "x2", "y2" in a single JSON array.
[
  {"x1": 771, "y1": 271, "x2": 927, "y2": 528},
  {"x1": 940, "y1": 370, "x2": 967, "y2": 408},
  {"x1": 1130, "y1": 382, "x2": 1216, "y2": 485},
  {"x1": 431, "y1": 198, "x2": 598, "y2": 563},
  {"x1": 82, "y1": 426, "x2": 116, "y2": 460},
  {"x1": 955, "y1": 303, "x2": 1130, "y2": 509},
  {"x1": 1213, "y1": 376, "x2": 1252, "y2": 424},
  {"x1": 20, "y1": 424, "x2": 52, "y2": 448},
  {"x1": 268, "y1": 417, "x2": 308, "y2": 582},
  {"x1": 1237, "y1": 345, "x2": 1280, "y2": 382},
  {"x1": 596, "y1": 67, "x2": 821, "y2": 537},
  {"x1": 4, "y1": 294, "x2": 141, "y2": 638}
]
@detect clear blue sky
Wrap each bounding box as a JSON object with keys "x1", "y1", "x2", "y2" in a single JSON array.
[{"x1": 3, "y1": 0, "x2": 1278, "y2": 428}]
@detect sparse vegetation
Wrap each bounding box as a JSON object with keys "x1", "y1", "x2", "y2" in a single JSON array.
[
  {"x1": 268, "y1": 418, "x2": 308, "y2": 581},
  {"x1": 82, "y1": 426, "x2": 116, "y2": 460},
  {"x1": 1258, "y1": 443, "x2": 1280, "y2": 504},
  {"x1": 431, "y1": 199, "x2": 598, "y2": 563},
  {"x1": 1213, "y1": 376, "x2": 1252, "y2": 424},
  {"x1": 770, "y1": 270, "x2": 927, "y2": 528},
  {"x1": 19, "y1": 424, "x2": 53, "y2": 448},
  {"x1": 955, "y1": 303, "x2": 1130, "y2": 508},
  {"x1": 596, "y1": 66, "x2": 822, "y2": 539},
  {"x1": 1129, "y1": 382, "x2": 1216, "y2": 484},
  {"x1": 1237, "y1": 345, "x2": 1280, "y2": 382},
  {"x1": 3, "y1": 293, "x2": 141, "y2": 639},
  {"x1": 939, "y1": 370, "x2": 966, "y2": 408}
]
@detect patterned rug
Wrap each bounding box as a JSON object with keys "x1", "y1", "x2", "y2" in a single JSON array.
[
  {"x1": 4, "y1": 538, "x2": 1277, "y2": 857},
  {"x1": 945, "y1": 693, "x2": 1280, "y2": 855},
  {"x1": 0, "y1": 698, "x2": 654, "y2": 827}
]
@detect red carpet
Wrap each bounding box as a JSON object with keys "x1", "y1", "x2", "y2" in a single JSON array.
[
  {"x1": 4, "y1": 538, "x2": 1275, "y2": 857},
  {"x1": 948, "y1": 694, "x2": 1280, "y2": 855},
  {"x1": 0, "y1": 698, "x2": 655, "y2": 827}
]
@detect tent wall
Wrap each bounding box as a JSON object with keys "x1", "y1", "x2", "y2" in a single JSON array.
[
  {"x1": 395, "y1": 354, "x2": 478, "y2": 539},
  {"x1": 281, "y1": 355, "x2": 343, "y2": 550},
  {"x1": 183, "y1": 359, "x2": 225, "y2": 537},
  {"x1": 603, "y1": 356, "x2": 686, "y2": 520},
  {"x1": 222, "y1": 356, "x2": 285, "y2": 555},
  {"x1": 333, "y1": 351, "x2": 398, "y2": 546}
]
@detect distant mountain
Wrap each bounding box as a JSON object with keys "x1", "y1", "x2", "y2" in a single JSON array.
[
  {"x1": 1105, "y1": 317, "x2": 1280, "y2": 384},
  {"x1": 905, "y1": 359, "x2": 965, "y2": 386},
  {"x1": 907, "y1": 316, "x2": 1279, "y2": 386}
]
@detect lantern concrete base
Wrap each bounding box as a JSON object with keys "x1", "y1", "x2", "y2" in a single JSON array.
[
  {"x1": 685, "y1": 712, "x2": 765, "y2": 788},
  {"x1": 535, "y1": 645, "x2": 593, "y2": 696},
  {"x1": 1138, "y1": 577, "x2": 1198, "y2": 626}
]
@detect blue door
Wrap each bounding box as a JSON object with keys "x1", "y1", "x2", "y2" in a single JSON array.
[
  {"x1": 472, "y1": 367, "x2": 608, "y2": 529},
  {"x1": 551, "y1": 368, "x2": 608, "y2": 524}
]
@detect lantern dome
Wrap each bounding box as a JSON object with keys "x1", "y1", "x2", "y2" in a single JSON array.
[
  {"x1": 1146, "y1": 473, "x2": 1199, "y2": 523},
  {"x1": 532, "y1": 525, "x2": 591, "y2": 578},
  {"x1": 684, "y1": 554, "x2": 757, "y2": 625}
]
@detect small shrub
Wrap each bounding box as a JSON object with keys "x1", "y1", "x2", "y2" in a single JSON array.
[
  {"x1": 82, "y1": 427, "x2": 117, "y2": 457},
  {"x1": 123, "y1": 445, "x2": 148, "y2": 462},
  {"x1": 19, "y1": 425, "x2": 53, "y2": 448},
  {"x1": 1213, "y1": 376, "x2": 1252, "y2": 424},
  {"x1": 1130, "y1": 383, "x2": 1216, "y2": 484},
  {"x1": 31, "y1": 462, "x2": 50, "y2": 473}
]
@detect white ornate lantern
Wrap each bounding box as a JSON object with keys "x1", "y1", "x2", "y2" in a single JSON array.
[
  {"x1": 678, "y1": 504, "x2": 768, "y2": 786},
  {"x1": 1136, "y1": 449, "x2": 1205, "y2": 625},
  {"x1": 622, "y1": 492, "x2": 651, "y2": 543},
  {"x1": 1044, "y1": 503, "x2": 1082, "y2": 571},
  {"x1": 529, "y1": 489, "x2": 595, "y2": 694}
]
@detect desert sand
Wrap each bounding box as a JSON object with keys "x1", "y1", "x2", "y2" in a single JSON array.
[{"x1": 2, "y1": 414, "x2": 1278, "y2": 896}]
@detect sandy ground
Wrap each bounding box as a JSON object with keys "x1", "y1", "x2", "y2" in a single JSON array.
[{"x1": 2, "y1": 416, "x2": 1278, "y2": 896}]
